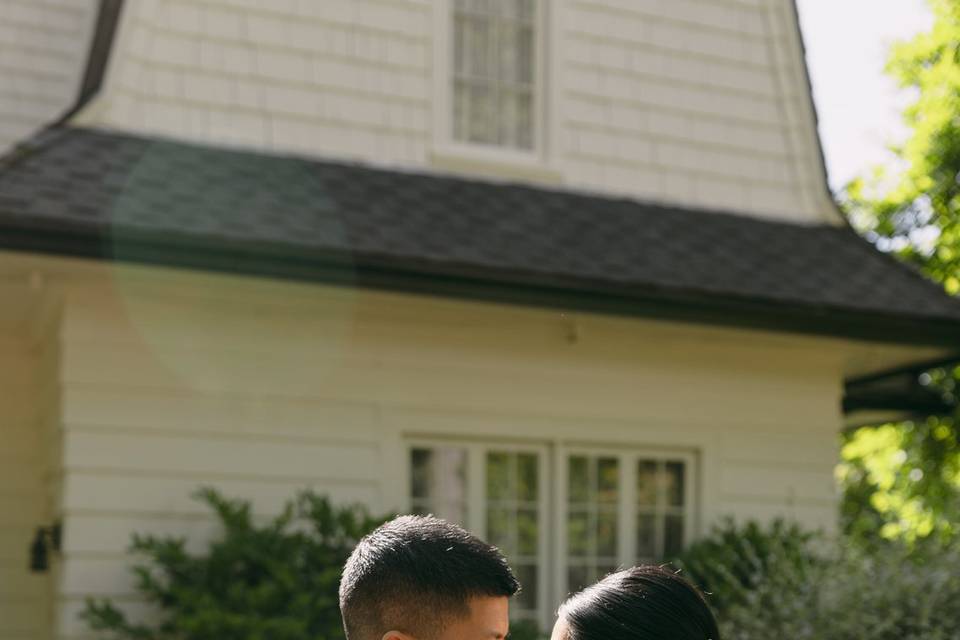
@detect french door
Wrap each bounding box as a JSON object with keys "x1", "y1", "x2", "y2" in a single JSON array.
[
  {"x1": 407, "y1": 441, "x2": 695, "y2": 627},
  {"x1": 408, "y1": 441, "x2": 551, "y2": 626},
  {"x1": 557, "y1": 447, "x2": 696, "y2": 594}
]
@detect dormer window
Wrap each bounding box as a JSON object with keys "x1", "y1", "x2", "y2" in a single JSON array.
[{"x1": 449, "y1": 0, "x2": 540, "y2": 152}]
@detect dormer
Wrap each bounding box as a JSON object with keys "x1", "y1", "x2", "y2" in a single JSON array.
[{"x1": 69, "y1": 0, "x2": 836, "y2": 224}]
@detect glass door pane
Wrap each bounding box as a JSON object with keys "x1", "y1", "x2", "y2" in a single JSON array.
[
  {"x1": 635, "y1": 459, "x2": 687, "y2": 563},
  {"x1": 566, "y1": 454, "x2": 620, "y2": 592},
  {"x1": 410, "y1": 446, "x2": 468, "y2": 525},
  {"x1": 484, "y1": 450, "x2": 541, "y2": 621}
]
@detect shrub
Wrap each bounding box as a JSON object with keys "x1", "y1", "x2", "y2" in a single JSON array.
[
  {"x1": 82, "y1": 488, "x2": 388, "y2": 640},
  {"x1": 676, "y1": 519, "x2": 960, "y2": 639},
  {"x1": 721, "y1": 542, "x2": 960, "y2": 640},
  {"x1": 671, "y1": 518, "x2": 820, "y2": 615}
]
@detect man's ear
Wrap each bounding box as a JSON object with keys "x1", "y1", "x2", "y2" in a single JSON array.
[{"x1": 382, "y1": 631, "x2": 416, "y2": 640}]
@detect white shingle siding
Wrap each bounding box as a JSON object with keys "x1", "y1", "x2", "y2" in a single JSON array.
[
  {"x1": 0, "y1": 0, "x2": 98, "y2": 154},
  {"x1": 77, "y1": 0, "x2": 833, "y2": 220}
]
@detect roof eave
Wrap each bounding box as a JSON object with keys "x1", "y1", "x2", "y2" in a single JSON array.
[{"x1": 2, "y1": 221, "x2": 959, "y2": 351}]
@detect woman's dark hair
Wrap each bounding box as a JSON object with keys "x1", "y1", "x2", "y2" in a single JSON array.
[{"x1": 558, "y1": 565, "x2": 720, "y2": 640}]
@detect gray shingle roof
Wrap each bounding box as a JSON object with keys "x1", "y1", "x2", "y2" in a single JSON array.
[{"x1": 2, "y1": 127, "x2": 960, "y2": 345}]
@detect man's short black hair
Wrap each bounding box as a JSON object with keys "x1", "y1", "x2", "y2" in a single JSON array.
[{"x1": 339, "y1": 515, "x2": 520, "y2": 640}]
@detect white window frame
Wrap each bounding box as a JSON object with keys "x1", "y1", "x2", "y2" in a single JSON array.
[
  {"x1": 554, "y1": 446, "x2": 697, "y2": 598},
  {"x1": 406, "y1": 439, "x2": 553, "y2": 629},
  {"x1": 406, "y1": 439, "x2": 698, "y2": 627},
  {"x1": 432, "y1": 0, "x2": 550, "y2": 169}
]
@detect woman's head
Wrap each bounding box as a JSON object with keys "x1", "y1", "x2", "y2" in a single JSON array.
[{"x1": 553, "y1": 566, "x2": 720, "y2": 640}]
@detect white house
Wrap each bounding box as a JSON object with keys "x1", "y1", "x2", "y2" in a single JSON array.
[{"x1": 1, "y1": 1, "x2": 959, "y2": 638}]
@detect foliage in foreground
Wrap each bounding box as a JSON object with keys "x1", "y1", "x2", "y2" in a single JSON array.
[
  {"x1": 82, "y1": 488, "x2": 387, "y2": 640},
  {"x1": 840, "y1": 0, "x2": 960, "y2": 549},
  {"x1": 840, "y1": 414, "x2": 960, "y2": 548}
]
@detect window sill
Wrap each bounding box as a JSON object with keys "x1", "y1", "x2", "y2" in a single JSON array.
[{"x1": 430, "y1": 143, "x2": 563, "y2": 185}]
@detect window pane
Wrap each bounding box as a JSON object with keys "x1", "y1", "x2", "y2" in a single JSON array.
[
  {"x1": 453, "y1": 81, "x2": 470, "y2": 142},
  {"x1": 411, "y1": 448, "x2": 432, "y2": 499},
  {"x1": 568, "y1": 456, "x2": 589, "y2": 502},
  {"x1": 457, "y1": 0, "x2": 495, "y2": 14},
  {"x1": 567, "y1": 510, "x2": 589, "y2": 557},
  {"x1": 517, "y1": 453, "x2": 538, "y2": 501},
  {"x1": 515, "y1": 563, "x2": 538, "y2": 611},
  {"x1": 410, "y1": 503, "x2": 431, "y2": 516},
  {"x1": 497, "y1": 0, "x2": 535, "y2": 21},
  {"x1": 636, "y1": 513, "x2": 656, "y2": 559},
  {"x1": 482, "y1": 449, "x2": 541, "y2": 622},
  {"x1": 452, "y1": 0, "x2": 536, "y2": 150},
  {"x1": 411, "y1": 447, "x2": 469, "y2": 504},
  {"x1": 596, "y1": 509, "x2": 618, "y2": 557},
  {"x1": 637, "y1": 460, "x2": 658, "y2": 506},
  {"x1": 487, "y1": 452, "x2": 512, "y2": 500},
  {"x1": 454, "y1": 17, "x2": 468, "y2": 76},
  {"x1": 665, "y1": 461, "x2": 685, "y2": 507},
  {"x1": 499, "y1": 23, "x2": 534, "y2": 84},
  {"x1": 467, "y1": 82, "x2": 497, "y2": 144},
  {"x1": 487, "y1": 507, "x2": 512, "y2": 550},
  {"x1": 567, "y1": 565, "x2": 589, "y2": 593},
  {"x1": 515, "y1": 90, "x2": 533, "y2": 149},
  {"x1": 456, "y1": 15, "x2": 496, "y2": 79},
  {"x1": 410, "y1": 447, "x2": 467, "y2": 524},
  {"x1": 664, "y1": 515, "x2": 685, "y2": 558},
  {"x1": 597, "y1": 457, "x2": 619, "y2": 504},
  {"x1": 597, "y1": 564, "x2": 619, "y2": 580},
  {"x1": 517, "y1": 508, "x2": 538, "y2": 555},
  {"x1": 437, "y1": 448, "x2": 468, "y2": 504},
  {"x1": 497, "y1": 90, "x2": 533, "y2": 149}
]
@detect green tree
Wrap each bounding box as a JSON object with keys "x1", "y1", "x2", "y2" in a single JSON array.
[{"x1": 841, "y1": 0, "x2": 960, "y2": 547}]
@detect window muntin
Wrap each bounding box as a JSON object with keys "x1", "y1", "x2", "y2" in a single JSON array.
[
  {"x1": 409, "y1": 443, "x2": 547, "y2": 623},
  {"x1": 410, "y1": 446, "x2": 468, "y2": 524},
  {"x1": 451, "y1": 0, "x2": 537, "y2": 150},
  {"x1": 485, "y1": 450, "x2": 541, "y2": 618},
  {"x1": 636, "y1": 459, "x2": 688, "y2": 563},
  {"x1": 566, "y1": 455, "x2": 620, "y2": 591},
  {"x1": 563, "y1": 451, "x2": 693, "y2": 595},
  {"x1": 410, "y1": 443, "x2": 695, "y2": 624}
]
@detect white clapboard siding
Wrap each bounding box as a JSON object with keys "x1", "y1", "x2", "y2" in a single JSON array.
[
  {"x1": 42, "y1": 261, "x2": 847, "y2": 638},
  {"x1": 0, "y1": 333, "x2": 57, "y2": 640},
  {"x1": 0, "y1": 0, "x2": 99, "y2": 153},
  {"x1": 74, "y1": 0, "x2": 835, "y2": 223}
]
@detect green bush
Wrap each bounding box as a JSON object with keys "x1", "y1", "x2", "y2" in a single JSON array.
[
  {"x1": 672, "y1": 518, "x2": 820, "y2": 615},
  {"x1": 721, "y1": 542, "x2": 960, "y2": 640},
  {"x1": 82, "y1": 488, "x2": 388, "y2": 640},
  {"x1": 675, "y1": 519, "x2": 960, "y2": 640}
]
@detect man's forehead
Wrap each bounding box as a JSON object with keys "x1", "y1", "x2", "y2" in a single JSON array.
[{"x1": 442, "y1": 596, "x2": 510, "y2": 640}]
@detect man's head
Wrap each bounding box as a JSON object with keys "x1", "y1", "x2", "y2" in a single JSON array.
[{"x1": 339, "y1": 515, "x2": 520, "y2": 640}]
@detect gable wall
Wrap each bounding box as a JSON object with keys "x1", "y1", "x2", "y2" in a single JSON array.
[
  {"x1": 77, "y1": 0, "x2": 837, "y2": 224},
  {"x1": 0, "y1": 0, "x2": 99, "y2": 154},
  {"x1": 40, "y1": 257, "x2": 843, "y2": 638}
]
